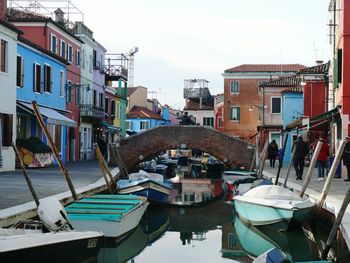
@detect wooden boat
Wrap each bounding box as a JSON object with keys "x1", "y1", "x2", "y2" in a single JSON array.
[
  {"x1": 233, "y1": 185, "x2": 314, "y2": 230},
  {"x1": 0, "y1": 198, "x2": 103, "y2": 262},
  {"x1": 65, "y1": 194, "x2": 149, "y2": 239},
  {"x1": 117, "y1": 171, "x2": 172, "y2": 203}
]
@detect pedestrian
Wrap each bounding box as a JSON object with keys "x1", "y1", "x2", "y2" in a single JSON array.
[
  {"x1": 267, "y1": 139, "x2": 278, "y2": 168},
  {"x1": 293, "y1": 135, "x2": 309, "y2": 180},
  {"x1": 342, "y1": 136, "x2": 350, "y2": 182},
  {"x1": 315, "y1": 137, "x2": 330, "y2": 182}
]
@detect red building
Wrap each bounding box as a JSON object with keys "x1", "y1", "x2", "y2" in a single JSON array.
[
  {"x1": 9, "y1": 9, "x2": 83, "y2": 161},
  {"x1": 214, "y1": 94, "x2": 224, "y2": 131}
]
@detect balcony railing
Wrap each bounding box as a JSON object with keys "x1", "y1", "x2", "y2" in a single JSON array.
[
  {"x1": 80, "y1": 104, "x2": 105, "y2": 119},
  {"x1": 104, "y1": 54, "x2": 128, "y2": 81}
]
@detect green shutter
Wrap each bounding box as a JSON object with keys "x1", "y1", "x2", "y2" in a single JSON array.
[{"x1": 237, "y1": 107, "x2": 240, "y2": 121}]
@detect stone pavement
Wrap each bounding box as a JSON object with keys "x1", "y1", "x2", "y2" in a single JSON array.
[{"x1": 0, "y1": 160, "x2": 103, "y2": 209}]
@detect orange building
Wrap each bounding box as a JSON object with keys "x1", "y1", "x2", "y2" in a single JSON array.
[{"x1": 222, "y1": 64, "x2": 306, "y2": 143}]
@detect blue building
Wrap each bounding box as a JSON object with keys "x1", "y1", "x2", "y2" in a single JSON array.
[
  {"x1": 16, "y1": 36, "x2": 76, "y2": 165},
  {"x1": 282, "y1": 86, "x2": 304, "y2": 164},
  {"x1": 126, "y1": 106, "x2": 170, "y2": 133}
]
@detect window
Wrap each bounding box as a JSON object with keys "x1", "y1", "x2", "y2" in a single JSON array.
[
  {"x1": 93, "y1": 49, "x2": 97, "y2": 68},
  {"x1": 337, "y1": 48, "x2": 342, "y2": 84},
  {"x1": 111, "y1": 100, "x2": 116, "y2": 118},
  {"x1": 50, "y1": 34, "x2": 57, "y2": 54},
  {"x1": 68, "y1": 45, "x2": 73, "y2": 63},
  {"x1": 0, "y1": 113, "x2": 13, "y2": 147},
  {"x1": 93, "y1": 90, "x2": 97, "y2": 107},
  {"x1": 99, "y1": 93, "x2": 104, "y2": 108},
  {"x1": 75, "y1": 83, "x2": 80, "y2": 105},
  {"x1": 66, "y1": 80, "x2": 73, "y2": 103},
  {"x1": 16, "y1": 55, "x2": 24, "y2": 87},
  {"x1": 105, "y1": 97, "x2": 109, "y2": 113},
  {"x1": 16, "y1": 115, "x2": 27, "y2": 140},
  {"x1": 60, "y1": 40, "x2": 66, "y2": 58},
  {"x1": 126, "y1": 121, "x2": 132, "y2": 130},
  {"x1": 44, "y1": 65, "x2": 52, "y2": 93},
  {"x1": 76, "y1": 50, "x2": 81, "y2": 67},
  {"x1": 203, "y1": 117, "x2": 214, "y2": 127},
  {"x1": 59, "y1": 71, "x2": 64, "y2": 97},
  {"x1": 140, "y1": 121, "x2": 149, "y2": 130},
  {"x1": 33, "y1": 63, "x2": 42, "y2": 93},
  {"x1": 230, "y1": 106, "x2": 240, "y2": 121},
  {"x1": 230, "y1": 81, "x2": 239, "y2": 94},
  {"x1": 271, "y1": 97, "x2": 282, "y2": 114},
  {"x1": 0, "y1": 39, "x2": 8, "y2": 72}
]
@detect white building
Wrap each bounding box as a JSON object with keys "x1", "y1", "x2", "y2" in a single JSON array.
[{"x1": 0, "y1": 20, "x2": 20, "y2": 171}]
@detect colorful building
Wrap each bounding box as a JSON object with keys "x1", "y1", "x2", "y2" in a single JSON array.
[
  {"x1": 0, "y1": 18, "x2": 21, "y2": 172},
  {"x1": 16, "y1": 36, "x2": 76, "y2": 165},
  {"x1": 214, "y1": 94, "x2": 224, "y2": 131},
  {"x1": 221, "y1": 64, "x2": 306, "y2": 143},
  {"x1": 8, "y1": 8, "x2": 83, "y2": 162}
]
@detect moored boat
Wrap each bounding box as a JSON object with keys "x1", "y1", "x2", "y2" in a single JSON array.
[
  {"x1": 65, "y1": 194, "x2": 149, "y2": 239},
  {"x1": 233, "y1": 185, "x2": 314, "y2": 230},
  {"x1": 117, "y1": 171, "x2": 172, "y2": 203}
]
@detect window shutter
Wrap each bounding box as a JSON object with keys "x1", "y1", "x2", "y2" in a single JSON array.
[
  {"x1": 237, "y1": 107, "x2": 240, "y2": 120},
  {"x1": 229, "y1": 107, "x2": 232, "y2": 120}
]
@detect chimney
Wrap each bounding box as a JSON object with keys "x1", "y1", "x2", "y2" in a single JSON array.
[
  {"x1": 0, "y1": 0, "x2": 7, "y2": 20},
  {"x1": 316, "y1": 60, "x2": 324, "y2": 65},
  {"x1": 54, "y1": 8, "x2": 64, "y2": 24}
]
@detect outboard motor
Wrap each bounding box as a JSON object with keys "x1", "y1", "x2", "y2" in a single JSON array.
[{"x1": 37, "y1": 197, "x2": 72, "y2": 232}]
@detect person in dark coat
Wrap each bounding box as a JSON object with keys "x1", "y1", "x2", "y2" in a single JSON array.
[
  {"x1": 267, "y1": 139, "x2": 278, "y2": 168},
  {"x1": 293, "y1": 135, "x2": 309, "y2": 180},
  {"x1": 343, "y1": 136, "x2": 350, "y2": 182}
]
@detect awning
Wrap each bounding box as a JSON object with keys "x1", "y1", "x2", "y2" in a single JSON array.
[
  {"x1": 99, "y1": 121, "x2": 121, "y2": 132},
  {"x1": 286, "y1": 118, "x2": 303, "y2": 131},
  {"x1": 17, "y1": 101, "x2": 77, "y2": 128}
]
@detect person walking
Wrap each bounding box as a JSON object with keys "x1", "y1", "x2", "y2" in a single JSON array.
[
  {"x1": 268, "y1": 139, "x2": 278, "y2": 168},
  {"x1": 293, "y1": 135, "x2": 309, "y2": 180},
  {"x1": 316, "y1": 137, "x2": 330, "y2": 182},
  {"x1": 343, "y1": 136, "x2": 350, "y2": 182}
]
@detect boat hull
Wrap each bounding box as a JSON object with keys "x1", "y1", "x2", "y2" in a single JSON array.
[
  {"x1": 66, "y1": 195, "x2": 149, "y2": 238},
  {"x1": 0, "y1": 231, "x2": 103, "y2": 263},
  {"x1": 118, "y1": 179, "x2": 171, "y2": 203},
  {"x1": 233, "y1": 199, "x2": 313, "y2": 230}
]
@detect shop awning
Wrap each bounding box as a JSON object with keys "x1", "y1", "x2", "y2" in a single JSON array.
[
  {"x1": 285, "y1": 118, "x2": 303, "y2": 131},
  {"x1": 99, "y1": 121, "x2": 121, "y2": 132},
  {"x1": 17, "y1": 101, "x2": 77, "y2": 128}
]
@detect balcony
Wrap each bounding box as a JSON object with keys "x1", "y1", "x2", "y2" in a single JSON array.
[
  {"x1": 80, "y1": 104, "x2": 105, "y2": 121},
  {"x1": 105, "y1": 54, "x2": 128, "y2": 81}
]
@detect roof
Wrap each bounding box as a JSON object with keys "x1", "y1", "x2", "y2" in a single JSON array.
[
  {"x1": 297, "y1": 61, "x2": 330, "y2": 75},
  {"x1": 281, "y1": 86, "x2": 303, "y2": 94},
  {"x1": 260, "y1": 75, "x2": 301, "y2": 87},
  {"x1": 0, "y1": 18, "x2": 22, "y2": 34},
  {"x1": 8, "y1": 9, "x2": 84, "y2": 44},
  {"x1": 127, "y1": 106, "x2": 163, "y2": 120},
  {"x1": 184, "y1": 98, "x2": 214, "y2": 111},
  {"x1": 224, "y1": 64, "x2": 306, "y2": 73},
  {"x1": 18, "y1": 36, "x2": 69, "y2": 65},
  {"x1": 127, "y1": 86, "x2": 147, "y2": 96}
]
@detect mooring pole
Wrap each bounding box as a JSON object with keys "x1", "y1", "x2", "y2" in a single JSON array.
[
  {"x1": 275, "y1": 133, "x2": 289, "y2": 185},
  {"x1": 319, "y1": 140, "x2": 346, "y2": 208},
  {"x1": 283, "y1": 146, "x2": 296, "y2": 188},
  {"x1": 95, "y1": 145, "x2": 113, "y2": 194},
  {"x1": 249, "y1": 144, "x2": 257, "y2": 172},
  {"x1": 299, "y1": 140, "x2": 323, "y2": 198},
  {"x1": 322, "y1": 185, "x2": 350, "y2": 259},
  {"x1": 257, "y1": 140, "x2": 269, "y2": 179},
  {"x1": 32, "y1": 101, "x2": 78, "y2": 201},
  {"x1": 12, "y1": 143, "x2": 40, "y2": 206}
]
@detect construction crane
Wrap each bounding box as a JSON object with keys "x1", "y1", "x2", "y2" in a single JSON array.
[{"x1": 124, "y1": 47, "x2": 139, "y2": 87}]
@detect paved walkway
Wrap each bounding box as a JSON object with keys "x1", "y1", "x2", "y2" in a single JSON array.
[{"x1": 0, "y1": 160, "x2": 102, "y2": 209}]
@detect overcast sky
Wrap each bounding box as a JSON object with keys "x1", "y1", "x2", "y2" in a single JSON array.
[{"x1": 62, "y1": 0, "x2": 330, "y2": 109}]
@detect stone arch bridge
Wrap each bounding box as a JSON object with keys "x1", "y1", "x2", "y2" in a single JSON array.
[{"x1": 113, "y1": 126, "x2": 255, "y2": 171}]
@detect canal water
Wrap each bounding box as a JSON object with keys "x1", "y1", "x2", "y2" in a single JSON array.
[{"x1": 96, "y1": 199, "x2": 347, "y2": 263}]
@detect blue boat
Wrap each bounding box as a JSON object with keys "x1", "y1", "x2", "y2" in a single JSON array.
[
  {"x1": 233, "y1": 185, "x2": 314, "y2": 230},
  {"x1": 65, "y1": 194, "x2": 149, "y2": 239},
  {"x1": 117, "y1": 171, "x2": 172, "y2": 203}
]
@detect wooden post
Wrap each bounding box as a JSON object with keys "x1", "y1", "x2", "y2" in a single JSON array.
[
  {"x1": 275, "y1": 133, "x2": 289, "y2": 185},
  {"x1": 31, "y1": 101, "x2": 78, "y2": 201},
  {"x1": 12, "y1": 143, "x2": 40, "y2": 206},
  {"x1": 319, "y1": 140, "x2": 347, "y2": 208},
  {"x1": 96, "y1": 145, "x2": 113, "y2": 194},
  {"x1": 257, "y1": 140, "x2": 269, "y2": 179},
  {"x1": 110, "y1": 144, "x2": 128, "y2": 179},
  {"x1": 283, "y1": 146, "x2": 296, "y2": 188},
  {"x1": 299, "y1": 140, "x2": 323, "y2": 198},
  {"x1": 322, "y1": 184, "x2": 350, "y2": 259},
  {"x1": 249, "y1": 144, "x2": 257, "y2": 172}
]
